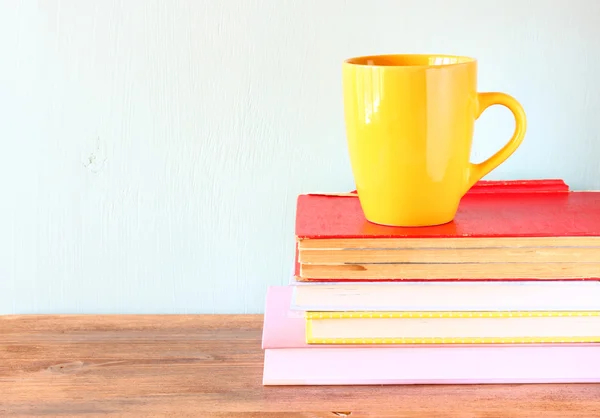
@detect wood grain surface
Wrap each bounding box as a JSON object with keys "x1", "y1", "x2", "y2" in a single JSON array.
[{"x1": 1, "y1": 314, "x2": 600, "y2": 417}]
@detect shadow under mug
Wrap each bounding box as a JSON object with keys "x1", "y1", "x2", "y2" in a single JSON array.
[{"x1": 342, "y1": 54, "x2": 526, "y2": 227}]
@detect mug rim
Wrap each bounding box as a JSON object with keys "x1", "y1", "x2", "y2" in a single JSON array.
[{"x1": 343, "y1": 53, "x2": 476, "y2": 69}]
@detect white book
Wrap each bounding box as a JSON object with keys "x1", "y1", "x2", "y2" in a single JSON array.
[{"x1": 289, "y1": 280, "x2": 600, "y2": 311}]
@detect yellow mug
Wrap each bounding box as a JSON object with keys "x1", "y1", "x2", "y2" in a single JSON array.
[{"x1": 342, "y1": 54, "x2": 526, "y2": 227}]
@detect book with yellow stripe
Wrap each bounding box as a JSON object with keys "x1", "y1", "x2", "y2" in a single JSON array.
[{"x1": 305, "y1": 311, "x2": 600, "y2": 344}]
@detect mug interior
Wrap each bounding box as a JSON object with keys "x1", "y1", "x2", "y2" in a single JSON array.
[{"x1": 345, "y1": 54, "x2": 475, "y2": 67}]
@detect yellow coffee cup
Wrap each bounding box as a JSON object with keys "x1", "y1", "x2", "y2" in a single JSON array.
[{"x1": 342, "y1": 54, "x2": 526, "y2": 227}]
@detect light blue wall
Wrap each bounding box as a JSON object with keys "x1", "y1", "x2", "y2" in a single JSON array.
[{"x1": 1, "y1": 0, "x2": 599, "y2": 313}]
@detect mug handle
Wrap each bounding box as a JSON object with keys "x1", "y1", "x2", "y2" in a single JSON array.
[{"x1": 463, "y1": 92, "x2": 527, "y2": 194}]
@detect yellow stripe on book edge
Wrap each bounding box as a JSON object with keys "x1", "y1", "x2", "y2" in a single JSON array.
[
  {"x1": 305, "y1": 316, "x2": 313, "y2": 343},
  {"x1": 304, "y1": 311, "x2": 600, "y2": 319},
  {"x1": 305, "y1": 336, "x2": 600, "y2": 344}
]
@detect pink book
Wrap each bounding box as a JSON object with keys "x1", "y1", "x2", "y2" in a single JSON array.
[
  {"x1": 263, "y1": 285, "x2": 397, "y2": 349},
  {"x1": 263, "y1": 346, "x2": 600, "y2": 385},
  {"x1": 261, "y1": 286, "x2": 306, "y2": 349}
]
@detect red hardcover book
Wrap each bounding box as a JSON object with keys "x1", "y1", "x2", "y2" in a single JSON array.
[{"x1": 294, "y1": 179, "x2": 600, "y2": 282}]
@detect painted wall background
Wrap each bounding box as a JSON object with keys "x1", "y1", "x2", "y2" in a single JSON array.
[{"x1": 1, "y1": 0, "x2": 599, "y2": 314}]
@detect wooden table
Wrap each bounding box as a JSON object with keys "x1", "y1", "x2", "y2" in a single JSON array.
[{"x1": 1, "y1": 315, "x2": 599, "y2": 417}]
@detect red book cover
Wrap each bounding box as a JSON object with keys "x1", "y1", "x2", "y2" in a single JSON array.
[
  {"x1": 296, "y1": 179, "x2": 600, "y2": 239},
  {"x1": 293, "y1": 179, "x2": 600, "y2": 282}
]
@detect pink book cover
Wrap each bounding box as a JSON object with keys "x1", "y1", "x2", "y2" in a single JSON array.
[
  {"x1": 263, "y1": 285, "x2": 401, "y2": 349},
  {"x1": 261, "y1": 286, "x2": 305, "y2": 349},
  {"x1": 263, "y1": 346, "x2": 600, "y2": 385}
]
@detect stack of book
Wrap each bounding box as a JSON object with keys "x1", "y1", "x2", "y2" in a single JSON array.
[{"x1": 261, "y1": 179, "x2": 600, "y2": 385}]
